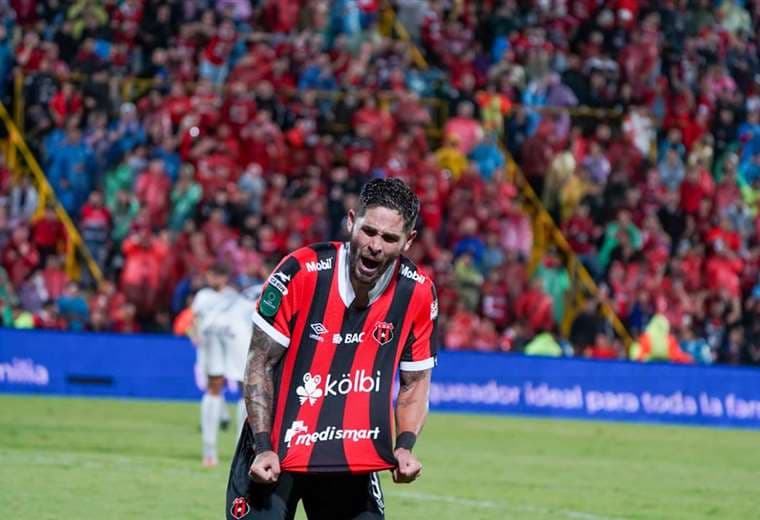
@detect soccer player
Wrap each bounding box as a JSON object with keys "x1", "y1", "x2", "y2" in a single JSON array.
[
  {"x1": 191, "y1": 262, "x2": 255, "y2": 467},
  {"x1": 226, "y1": 178, "x2": 438, "y2": 519}
]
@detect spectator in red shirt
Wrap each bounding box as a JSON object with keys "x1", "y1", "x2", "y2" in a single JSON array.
[
  {"x1": 34, "y1": 299, "x2": 66, "y2": 330},
  {"x1": 444, "y1": 301, "x2": 481, "y2": 350},
  {"x1": 89, "y1": 279, "x2": 127, "y2": 326},
  {"x1": 121, "y1": 228, "x2": 168, "y2": 316},
  {"x1": 202, "y1": 207, "x2": 237, "y2": 253},
  {"x1": 49, "y1": 81, "x2": 83, "y2": 128},
  {"x1": 222, "y1": 81, "x2": 257, "y2": 136},
  {"x1": 112, "y1": 302, "x2": 140, "y2": 333},
  {"x1": 41, "y1": 255, "x2": 68, "y2": 301},
  {"x1": 79, "y1": 191, "x2": 112, "y2": 268},
  {"x1": 562, "y1": 203, "x2": 599, "y2": 272},
  {"x1": 515, "y1": 278, "x2": 555, "y2": 334},
  {"x1": 135, "y1": 159, "x2": 171, "y2": 229},
  {"x1": 680, "y1": 164, "x2": 715, "y2": 215},
  {"x1": 443, "y1": 101, "x2": 484, "y2": 155},
  {"x1": 480, "y1": 270, "x2": 510, "y2": 330},
  {"x1": 30, "y1": 205, "x2": 66, "y2": 264},
  {"x1": 2, "y1": 226, "x2": 39, "y2": 288},
  {"x1": 199, "y1": 20, "x2": 236, "y2": 86}
]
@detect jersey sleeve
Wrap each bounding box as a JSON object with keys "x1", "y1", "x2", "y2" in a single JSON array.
[
  {"x1": 190, "y1": 289, "x2": 207, "y2": 316},
  {"x1": 399, "y1": 283, "x2": 439, "y2": 371},
  {"x1": 251, "y1": 253, "x2": 303, "y2": 348}
]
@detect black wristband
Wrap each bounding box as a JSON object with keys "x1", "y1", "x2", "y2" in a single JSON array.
[
  {"x1": 254, "y1": 432, "x2": 273, "y2": 453},
  {"x1": 395, "y1": 431, "x2": 417, "y2": 451}
]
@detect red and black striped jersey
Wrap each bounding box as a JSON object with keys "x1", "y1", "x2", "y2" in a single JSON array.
[{"x1": 252, "y1": 242, "x2": 438, "y2": 473}]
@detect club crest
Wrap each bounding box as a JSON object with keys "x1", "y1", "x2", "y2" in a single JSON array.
[
  {"x1": 372, "y1": 321, "x2": 394, "y2": 345},
  {"x1": 230, "y1": 497, "x2": 250, "y2": 519}
]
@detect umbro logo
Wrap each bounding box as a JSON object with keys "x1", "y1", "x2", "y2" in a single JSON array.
[{"x1": 309, "y1": 322, "x2": 328, "y2": 342}]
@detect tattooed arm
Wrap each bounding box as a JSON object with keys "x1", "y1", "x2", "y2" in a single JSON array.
[
  {"x1": 245, "y1": 323, "x2": 287, "y2": 483},
  {"x1": 396, "y1": 369, "x2": 431, "y2": 436},
  {"x1": 393, "y1": 369, "x2": 431, "y2": 484}
]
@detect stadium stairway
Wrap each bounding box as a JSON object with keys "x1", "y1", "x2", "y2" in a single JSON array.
[
  {"x1": 381, "y1": 7, "x2": 634, "y2": 349},
  {"x1": 0, "y1": 99, "x2": 103, "y2": 286}
]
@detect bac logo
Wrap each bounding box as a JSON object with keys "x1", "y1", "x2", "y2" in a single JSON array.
[
  {"x1": 306, "y1": 258, "x2": 333, "y2": 272},
  {"x1": 230, "y1": 497, "x2": 250, "y2": 519},
  {"x1": 332, "y1": 332, "x2": 365, "y2": 344},
  {"x1": 400, "y1": 265, "x2": 425, "y2": 284}
]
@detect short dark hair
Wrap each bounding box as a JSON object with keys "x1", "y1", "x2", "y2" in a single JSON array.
[
  {"x1": 357, "y1": 178, "x2": 420, "y2": 232},
  {"x1": 209, "y1": 261, "x2": 230, "y2": 277}
]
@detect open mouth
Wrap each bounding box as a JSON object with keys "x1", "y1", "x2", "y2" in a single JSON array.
[{"x1": 358, "y1": 256, "x2": 381, "y2": 276}]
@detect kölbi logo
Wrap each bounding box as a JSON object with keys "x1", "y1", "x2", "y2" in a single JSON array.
[{"x1": 296, "y1": 370, "x2": 381, "y2": 406}]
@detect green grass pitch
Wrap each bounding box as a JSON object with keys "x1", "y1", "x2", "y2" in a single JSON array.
[{"x1": 0, "y1": 395, "x2": 758, "y2": 520}]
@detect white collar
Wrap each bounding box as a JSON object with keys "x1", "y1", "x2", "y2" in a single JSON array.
[{"x1": 337, "y1": 242, "x2": 396, "y2": 307}]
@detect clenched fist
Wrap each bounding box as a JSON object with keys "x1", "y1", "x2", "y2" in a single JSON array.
[
  {"x1": 393, "y1": 448, "x2": 422, "y2": 484},
  {"x1": 249, "y1": 450, "x2": 281, "y2": 484}
]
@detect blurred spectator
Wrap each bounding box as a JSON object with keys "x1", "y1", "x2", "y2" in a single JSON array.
[
  {"x1": 34, "y1": 299, "x2": 66, "y2": 330},
  {"x1": 121, "y1": 228, "x2": 167, "y2": 316},
  {"x1": 453, "y1": 252, "x2": 483, "y2": 312},
  {"x1": 535, "y1": 251, "x2": 570, "y2": 325},
  {"x1": 169, "y1": 165, "x2": 202, "y2": 231},
  {"x1": 57, "y1": 282, "x2": 89, "y2": 332},
  {"x1": 9, "y1": 176, "x2": 38, "y2": 226},
  {"x1": 515, "y1": 278, "x2": 554, "y2": 335},
  {"x1": 41, "y1": 255, "x2": 68, "y2": 301},
  {"x1": 435, "y1": 134, "x2": 468, "y2": 181},
  {"x1": 31, "y1": 205, "x2": 65, "y2": 263},
  {"x1": 135, "y1": 159, "x2": 171, "y2": 229},
  {"x1": 2, "y1": 226, "x2": 39, "y2": 287},
  {"x1": 443, "y1": 101, "x2": 484, "y2": 155},
  {"x1": 1, "y1": 0, "x2": 759, "y2": 364},
  {"x1": 79, "y1": 191, "x2": 112, "y2": 268}
]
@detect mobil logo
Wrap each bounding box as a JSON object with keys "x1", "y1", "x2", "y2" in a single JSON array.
[
  {"x1": 306, "y1": 257, "x2": 333, "y2": 272},
  {"x1": 400, "y1": 264, "x2": 425, "y2": 284}
]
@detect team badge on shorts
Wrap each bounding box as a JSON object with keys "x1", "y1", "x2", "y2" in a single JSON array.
[
  {"x1": 230, "y1": 496, "x2": 250, "y2": 519},
  {"x1": 372, "y1": 321, "x2": 394, "y2": 345}
]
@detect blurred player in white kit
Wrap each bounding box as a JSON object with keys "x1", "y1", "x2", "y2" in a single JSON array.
[{"x1": 191, "y1": 262, "x2": 254, "y2": 467}]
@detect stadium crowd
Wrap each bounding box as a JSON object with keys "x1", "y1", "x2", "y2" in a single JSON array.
[{"x1": 1, "y1": 0, "x2": 760, "y2": 366}]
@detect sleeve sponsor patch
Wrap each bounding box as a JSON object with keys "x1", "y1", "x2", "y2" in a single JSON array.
[{"x1": 259, "y1": 285, "x2": 282, "y2": 317}]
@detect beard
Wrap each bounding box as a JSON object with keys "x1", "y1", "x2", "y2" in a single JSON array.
[{"x1": 348, "y1": 238, "x2": 396, "y2": 287}]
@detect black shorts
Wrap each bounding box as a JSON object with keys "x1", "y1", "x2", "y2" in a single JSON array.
[{"x1": 226, "y1": 423, "x2": 385, "y2": 520}]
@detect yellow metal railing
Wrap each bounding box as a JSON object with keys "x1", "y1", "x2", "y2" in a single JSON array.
[
  {"x1": 504, "y1": 155, "x2": 633, "y2": 347},
  {"x1": 379, "y1": 1, "x2": 428, "y2": 70},
  {"x1": 0, "y1": 101, "x2": 103, "y2": 286},
  {"x1": 373, "y1": 7, "x2": 633, "y2": 346},
  {"x1": 8, "y1": 37, "x2": 632, "y2": 345}
]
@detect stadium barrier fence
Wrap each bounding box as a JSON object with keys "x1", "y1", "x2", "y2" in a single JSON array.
[{"x1": 2, "y1": 329, "x2": 758, "y2": 429}]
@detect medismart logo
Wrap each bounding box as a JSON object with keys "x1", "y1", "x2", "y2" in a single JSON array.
[{"x1": 284, "y1": 420, "x2": 381, "y2": 447}]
